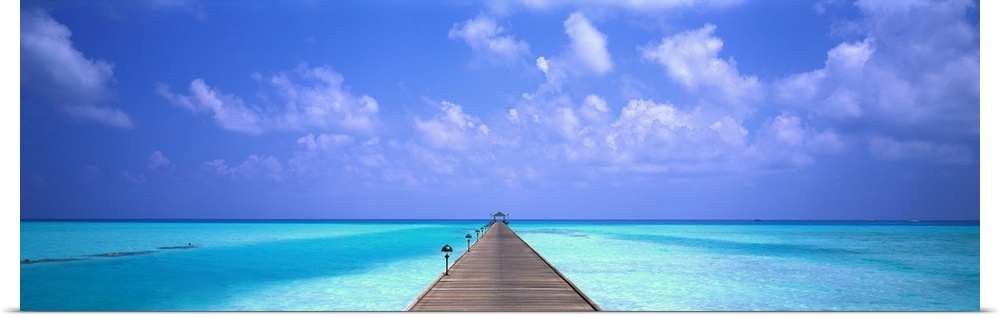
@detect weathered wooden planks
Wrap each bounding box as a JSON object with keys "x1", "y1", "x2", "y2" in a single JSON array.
[{"x1": 406, "y1": 222, "x2": 601, "y2": 312}]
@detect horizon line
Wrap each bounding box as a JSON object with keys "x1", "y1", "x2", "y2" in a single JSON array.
[{"x1": 19, "y1": 217, "x2": 981, "y2": 222}]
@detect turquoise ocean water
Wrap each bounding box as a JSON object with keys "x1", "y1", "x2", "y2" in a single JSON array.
[{"x1": 19, "y1": 220, "x2": 979, "y2": 311}]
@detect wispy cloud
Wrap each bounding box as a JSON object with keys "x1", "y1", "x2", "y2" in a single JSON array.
[
  {"x1": 158, "y1": 0, "x2": 976, "y2": 192},
  {"x1": 533, "y1": 12, "x2": 613, "y2": 90},
  {"x1": 205, "y1": 155, "x2": 284, "y2": 182},
  {"x1": 121, "y1": 171, "x2": 147, "y2": 184},
  {"x1": 61, "y1": 105, "x2": 136, "y2": 129},
  {"x1": 148, "y1": 151, "x2": 171, "y2": 170},
  {"x1": 564, "y1": 12, "x2": 613, "y2": 75},
  {"x1": 414, "y1": 101, "x2": 491, "y2": 151},
  {"x1": 449, "y1": 14, "x2": 530, "y2": 65},
  {"x1": 145, "y1": 0, "x2": 208, "y2": 20},
  {"x1": 157, "y1": 64, "x2": 379, "y2": 135},
  {"x1": 640, "y1": 24, "x2": 762, "y2": 115},
  {"x1": 774, "y1": 0, "x2": 979, "y2": 137},
  {"x1": 21, "y1": 9, "x2": 135, "y2": 129},
  {"x1": 497, "y1": 0, "x2": 743, "y2": 13},
  {"x1": 156, "y1": 78, "x2": 264, "y2": 134},
  {"x1": 297, "y1": 134, "x2": 353, "y2": 152},
  {"x1": 868, "y1": 136, "x2": 972, "y2": 164}
]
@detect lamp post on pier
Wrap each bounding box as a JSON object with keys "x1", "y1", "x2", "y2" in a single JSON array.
[
  {"x1": 441, "y1": 244, "x2": 453, "y2": 276},
  {"x1": 475, "y1": 229, "x2": 480, "y2": 240},
  {"x1": 466, "y1": 233, "x2": 472, "y2": 250}
]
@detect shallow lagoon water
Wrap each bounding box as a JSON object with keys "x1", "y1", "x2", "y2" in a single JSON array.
[
  {"x1": 514, "y1": 221, "x2": 979, "y2": 311},
  {"x1": 20, "y1": 220, "x2": 978, "y2": 311}
]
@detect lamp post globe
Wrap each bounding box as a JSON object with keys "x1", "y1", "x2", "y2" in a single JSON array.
[
  {"x1": 475, "y1": 229, "x2": 480, "y2": 240},
  {"x1": 465, "y1": 234, "x2": 472, "y2": 249},
  {"x1": 441, "y1": 244, "x2": 453, "y2": 275}
]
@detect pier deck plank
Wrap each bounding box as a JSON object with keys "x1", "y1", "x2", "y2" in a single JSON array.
[{"x1": 406, "y1": 222, "x2": 600, "y2": 311}]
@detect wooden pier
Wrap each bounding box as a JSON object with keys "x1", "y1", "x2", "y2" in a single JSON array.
[{"x1": 406, "y1": 222, "x2": 601, "y2": 311}]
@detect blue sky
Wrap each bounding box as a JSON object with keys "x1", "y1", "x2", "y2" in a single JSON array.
[{"x1": 18, "y1": 0, "x2": 981, "y2": 220}]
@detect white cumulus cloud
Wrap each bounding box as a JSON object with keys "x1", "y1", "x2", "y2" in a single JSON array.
[
  {"x1": 709, "y1": 116, "x2": 748, "y2": 146},
  {"x1": 297, "y1": 133, "x2": 353, "y2": 152},
  {"x1": 157, "y1": 64, "x2": 379, "y2": 135},
  {"x1": 449, "y1": 14, "x2": 530, "y2": 65},
  {"x1": 415, "y1": 101, "x2": 490, "y2": 151},
  {"x1": 579, "y1": 94, "x2": 611, "y2": 125},
  {"x1": 535, "y1": 56, "x2": 549, "y2": 74},
  {"x1": 148, "y1": 151, "x2": 171, "y2": 170},
  {"x1": 750, "y1": 114, "x2": 854, "y2": 168},
  {"x1": 564, "y1": 12, "x2": 613, "y2": 75},
  {"x1": 157, "y1": 79, "x2": 264, "y2": 134},
  {"x1": 606, "y1": 99, "x2": 694, "y2": 153},
  {"x1": 774, "y1": 0, "x2": 978, "y2": 137},
  {"x1": 640, "y1": 24, "x2": 761, "y2": 111},
  {"x1": 530, "y1": 12, "x2": 613, "y2": 91},
  {"x1": 20, "y1": 9, "x2": 135, "y2": 129}
]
